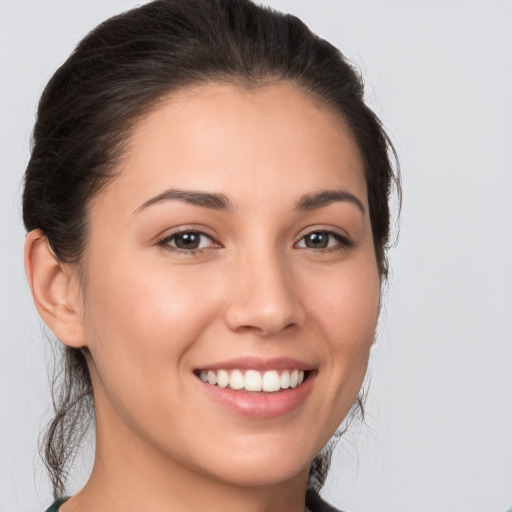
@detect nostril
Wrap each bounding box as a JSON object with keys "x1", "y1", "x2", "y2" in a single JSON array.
[{"x1": 223, "y1": 272, "x2": 305, "y2": 336}]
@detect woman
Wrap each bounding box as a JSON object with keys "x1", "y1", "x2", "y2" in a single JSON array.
[{"x1": 22, "y1": 0, "x2": 398, "y2": 510}]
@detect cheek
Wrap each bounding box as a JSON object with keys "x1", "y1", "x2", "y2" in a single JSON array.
[
  {"x1": 301, "y1": 255, "x2": 380, "y2": 379},
  {"x1": 80, "y1": 249, "x2": 221, "y2": 393},
  {"x1": 306, "y1": 256, "x2": 379, "y2": 334}
]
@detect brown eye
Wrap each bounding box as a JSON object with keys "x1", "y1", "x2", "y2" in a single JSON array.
[
  {"x1": 159, "y1": 231, "x2": 217, "y2": 252},
  {"x1": 173, "y1": 232, "x2": 201, "y2": 249}
]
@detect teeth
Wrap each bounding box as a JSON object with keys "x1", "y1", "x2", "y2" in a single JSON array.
[
  {"x1": 280, "y1": 370, "x2": 290, "y2": 389},
  {"x1": 245, "y1": 370, "x2": 262, "y2": 391},
  {"x1": 262, "y1": 370, "x2": 280, "y2": 392},
  {"x1": 217, "y1": 369, "x2": 229, "y2": 388},
  {"x1": 229, "y1": 369, "x2": 244, "y2": 390},
  {"x1": 198, "y1": 369, "x2": 307, "y2": 392},
  {"x1": 290, "y1": 369, "x2": 298, "y2": 388}
]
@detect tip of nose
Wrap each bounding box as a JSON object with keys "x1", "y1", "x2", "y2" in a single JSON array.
[
  {"x1": 223, "y1": 266, "x2": 305, "y2": 335},
  {"x1": 224, "y1": 300, "x2": 305, "y2": 336}
]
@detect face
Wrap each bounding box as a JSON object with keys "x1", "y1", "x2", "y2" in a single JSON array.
[{"x1": 77, "y1": 83, "x2": 380, "y2": 488}]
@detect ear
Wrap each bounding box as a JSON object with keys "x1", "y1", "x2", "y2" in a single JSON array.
[{"x1": 24, "y1": 229, "x2": 87, "y2": 348}]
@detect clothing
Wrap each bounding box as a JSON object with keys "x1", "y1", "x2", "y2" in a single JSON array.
[
  {"x1": 44, "y1": 489, "x2": 343, "y2": 512},
  {"x1": 44, "y1": 497, "x2": 68, "y2": 512},
  {"x1": 306, "y1": 489, "x2": 344, "y2": 512}
]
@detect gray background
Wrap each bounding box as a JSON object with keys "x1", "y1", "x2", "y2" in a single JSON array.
[{"x1": 1, "y1": 1, "x2": 511, "y2": 511}]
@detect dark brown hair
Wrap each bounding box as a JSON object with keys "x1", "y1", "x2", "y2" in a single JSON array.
[{"x1": 23, "y1": 0, "x2": 399, "y2": 498}]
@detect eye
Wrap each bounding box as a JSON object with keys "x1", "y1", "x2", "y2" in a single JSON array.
[
  {"x1": 158, "y1": 230, "x2": 218, "y2": 252},
  {"x1": 296, "y1": 230, "x2": 351, "y2": 250}
]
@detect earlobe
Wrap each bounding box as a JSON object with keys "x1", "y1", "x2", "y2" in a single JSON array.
[{"x1": 24, "y1": 229, "x2": 86, "y2": 348}]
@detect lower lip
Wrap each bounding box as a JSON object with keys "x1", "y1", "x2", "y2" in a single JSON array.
[{"x1": 197, "y1": 373, "x2": 316, "y2": 419}]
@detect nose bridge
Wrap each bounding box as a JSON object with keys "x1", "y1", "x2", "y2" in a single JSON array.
[{"x1": 224, "y1": 240, "x2": 303, "y2": 335}]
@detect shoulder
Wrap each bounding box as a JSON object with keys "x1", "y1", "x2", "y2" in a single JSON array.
[
  {"x1": 44, "y1": 498, "x2": 69, "y2": 512},
  {"x1": 306, "y1": 489, "x2": 345, "y2": 512}
]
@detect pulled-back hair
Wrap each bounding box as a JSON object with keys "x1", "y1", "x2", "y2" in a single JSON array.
[{"x1": 23, "y1": 0, "x2": 399, "y2": 498}]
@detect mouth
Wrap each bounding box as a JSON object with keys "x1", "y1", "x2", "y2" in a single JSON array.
[
  {"x1": 193, "y1": 358, "x2": 316, "y2": 418},
  {"x1": 194, "y1": 368, "x2": 310, "y2": 393}
]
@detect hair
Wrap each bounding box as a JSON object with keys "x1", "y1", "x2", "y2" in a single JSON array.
[{"x1": 23, "y1": 0, "x2": 399, "y2": 499}]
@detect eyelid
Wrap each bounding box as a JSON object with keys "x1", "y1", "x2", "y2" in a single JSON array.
[
  {"x1": 157, "y1": 227, "x2": 222, "y2": 252},
  {"x1": 155, "y1": 225, "x2": 353, "y2": 254},
  {"x1": 294, "y1": 227, "x2": 354, "y2": 251}
]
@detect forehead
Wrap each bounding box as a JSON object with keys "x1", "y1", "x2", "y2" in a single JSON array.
[{"x1": 98, "y1": 82, "x2": 367, "y2": 213}]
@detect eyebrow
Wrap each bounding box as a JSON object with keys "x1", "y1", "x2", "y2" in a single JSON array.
[
  {"x1": 134, "y1": 189, "x2": 234, "y2": 214},
  {"x1": 296, "y1": 189, "x2": 365, "y2": 214},
  {"x1": 134, "y1": 187, "x2": 365, "y2": 215}
]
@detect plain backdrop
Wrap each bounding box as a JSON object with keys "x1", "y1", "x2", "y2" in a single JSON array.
[{"x1": 1, "y1": 1, "x2": 511, "y2": 511}]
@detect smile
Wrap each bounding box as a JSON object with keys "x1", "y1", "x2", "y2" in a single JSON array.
[{"x1": 197, "y1": 369, "x2": 306, "y2": 392}]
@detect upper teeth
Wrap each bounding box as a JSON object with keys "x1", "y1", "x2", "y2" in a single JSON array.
[{"x1": 198, "y1": 369, "x2": 305, "y2": 392}]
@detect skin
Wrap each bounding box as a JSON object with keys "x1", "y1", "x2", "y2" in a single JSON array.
[{"x1": 25, "y1": 83, "x2": 381, "y2": 512}]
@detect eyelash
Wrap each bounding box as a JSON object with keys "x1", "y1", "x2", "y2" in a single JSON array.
[
  {"x1": 295, "y1": 230, "x2": 353, "y2": 253},
  {"x1": 157, "y1": 229, "x2": 353, "y2": 255},
  {"x1": 157, "y1": 229, "x2": 219, "y2": 255}
]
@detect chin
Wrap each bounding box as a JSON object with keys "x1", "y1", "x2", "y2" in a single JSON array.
[
  {"x1": 207, "y1": 459, "x2": 311, "y2": 488},
  {"x1": 188, "y1": 437, "x2": 315, "y2": 488}
]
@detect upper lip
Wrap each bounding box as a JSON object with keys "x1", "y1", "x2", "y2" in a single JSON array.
[{"x1": 195, "y1": 357, "x2": 315, "y2": 372}]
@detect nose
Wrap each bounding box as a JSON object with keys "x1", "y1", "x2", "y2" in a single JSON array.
[{"x1": 223, "y1": 250, "x2": 305, "y2": 336}]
